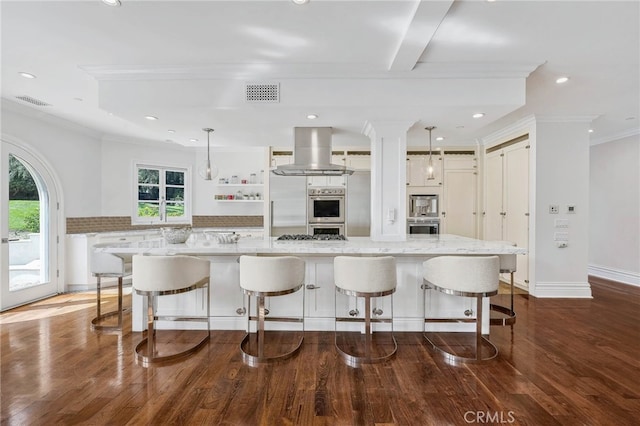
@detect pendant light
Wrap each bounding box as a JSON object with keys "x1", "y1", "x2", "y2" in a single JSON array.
[
  {"x1": 199, "y1": 128, "x2": 218, "y2": 181},
  {"x1": 425, "y1": 126, "x2": 436, "y2": 180}
]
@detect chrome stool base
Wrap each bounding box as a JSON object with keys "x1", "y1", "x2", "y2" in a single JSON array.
[
  {"x1": 91, "y1": 276, "x2": 124, "y2": 332},
  {"x1": 135, "y1": 332, "x2": 210, "y2": 367},
  {"x1": 424, "y1": 281, "x2": 498, "y2": 364},
  {"x1": 335, "y1": 288, "x2": 397, "y2": 368},
  {"x1": 490, "y1": 272, "x2": 517, "y2": 326},
  {"x1": 135, "y1": 282, "x2": 210, "y2": 367},
  {"x1": 240, "y1": 287, "x2": 304, "y2": 367}
]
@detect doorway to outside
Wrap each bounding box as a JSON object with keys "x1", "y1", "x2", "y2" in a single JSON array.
[{"x1": 1, "y1": 139, "x2": 59, "y2": 311}]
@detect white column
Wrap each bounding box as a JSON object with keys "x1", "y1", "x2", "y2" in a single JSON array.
[
  {"x1": 363, "y1": 121, "x2": 415, "y2": 241},
  {"x1": 532, "y1": 117, "x2": 593, "y2": 298}
]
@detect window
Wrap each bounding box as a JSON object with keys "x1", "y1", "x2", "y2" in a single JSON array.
[{"x1": 134, "y1": 164, "x2": 191, "y2": 224}]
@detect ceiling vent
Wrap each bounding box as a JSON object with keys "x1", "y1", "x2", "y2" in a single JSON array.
[
  {"x1": 244, "y1": 82, "x2": 280, "y2": 103},
  {"x1": 16, "y1": 95, "x2": 51, "y2": 107}
]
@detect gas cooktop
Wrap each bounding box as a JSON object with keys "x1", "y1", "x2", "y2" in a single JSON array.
[{"x1": 276, "y1": 234, "x2": 347, "y2": 241}]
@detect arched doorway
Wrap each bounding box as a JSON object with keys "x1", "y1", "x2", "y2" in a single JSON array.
[{"x1": 1, "y1": 139, "x2": 60, "y2": 310}]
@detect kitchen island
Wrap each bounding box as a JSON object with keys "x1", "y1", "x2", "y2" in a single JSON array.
[{"x1": 97, "y1": 235, "x2": 525, "y2": 333}]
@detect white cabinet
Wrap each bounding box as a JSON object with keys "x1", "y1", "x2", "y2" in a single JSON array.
[
  {"x1": 307, "y1": 175, "x2": 346, "y2": 187},
  {"x1": 484, "y1": 141, "x2": 530, "y2": 289},
  {"x1": 407, "y1": 154, "x2": 443, "y2": 186},
  {"x1": 270, "y1": 151, "x2": 293, "y2": 168},
  {"x1": 346, "y1": 151, "x2": 371, "y2": 171},
  {"x1": 441, "y1": 154, "x2": 478, "y2": 238},
  {"x1": 206, "y1": 256, "x2": 246, "y2": 328}
]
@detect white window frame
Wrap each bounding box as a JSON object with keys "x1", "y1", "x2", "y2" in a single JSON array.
[{"x1": 132, "y1": 163, "x2": 192, "y2": 225}]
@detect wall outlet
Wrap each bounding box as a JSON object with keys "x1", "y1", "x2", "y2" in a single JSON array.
[
  {"x1": 549, "y1": 205, "x2": 559, "y2": 214},
  {"x1": 554, "y1": 232, "x2": 569, "y2": 241}
]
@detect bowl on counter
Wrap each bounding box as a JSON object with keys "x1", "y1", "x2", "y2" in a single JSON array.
[
  {"x1": 162, "y1": 226, "x2": 192, "y2": 244},
  {"x1": 215, "y1": 232, "x2": 240, "y2": 244}
]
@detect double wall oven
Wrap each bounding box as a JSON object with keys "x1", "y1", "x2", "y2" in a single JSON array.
[{"x1": 307, "y1": 187, "x2": 345, "y2": 236}]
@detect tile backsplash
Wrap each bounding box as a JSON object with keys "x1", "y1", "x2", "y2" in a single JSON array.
[{"x1": 66, "y1": 215, "x2": 263, "y2": 234}]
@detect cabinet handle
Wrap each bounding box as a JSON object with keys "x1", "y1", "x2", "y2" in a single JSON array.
[
  {"x1": 306, "y1": 284, "x2": 320, "y2": 290},
  {"x1": 349, "y1": 309, "x2": 359, "y2": 317},
  {"x1": 236, "y1": 307, "x2": 246, "y2": 315},
  {"x1": 372, "y1": 308, "x2": 383, "y2": 316},
  {"x1": 441, "y1": 212, "x2": 446, "y2": 217}
]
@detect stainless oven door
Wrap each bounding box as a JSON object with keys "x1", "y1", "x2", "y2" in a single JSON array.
[
  {"x1": 407, "y1": 220, "x2": 440, "y2": 235},
  {"x1": 307, "y1": 196, "x2": 345, "y2": 223},
  {"x1": 308, "y1": 223, "x2": 345, "y2": 236}
]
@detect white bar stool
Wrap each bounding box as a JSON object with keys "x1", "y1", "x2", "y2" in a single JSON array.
[
  {"x1": 239, "y1": 255, "x2": 305, "y2": 366},
  {"x1": 132, "y1": 255, "x2": 210, "y2": 367},
  {"x1": 334, "y1": 256, "x2": 397, "y2": 367},
  {"x1": 490, "y1": 242, "x2": 518, "y2": 326},
  {"x1": 423, "y1": 255, "x2": 500, "y2": 364},
  {"x1": 90, "y1": 244, "x2": 132, "y2": 332}
]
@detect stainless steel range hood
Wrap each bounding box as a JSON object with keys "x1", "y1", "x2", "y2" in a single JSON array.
[{"x1": 272, "y1": 127, "x2": 354, "y2": 176}]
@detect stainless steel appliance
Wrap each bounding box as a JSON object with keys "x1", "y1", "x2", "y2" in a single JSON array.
[
  {"x1": 272, "y1": 127, "x2": 354, "y2": 176},
  {"x1": 307, "y1": 187, "x2": 345, "y2": 223},
  {"x1": 270, "y1": 174, "x2": 307, "y2": 237},
  {"x1": 276, "y1": 234, "x2": 347, "y2": 241},
  {"x1": 409, "y1": 194, "x2": 438, "y2": 218},
  {"x1": 407, "y1": 218, "x2": 440, "y2": 234},
  {"x1": 308, "y1": 223, "x2": 345, "y2": 236}
]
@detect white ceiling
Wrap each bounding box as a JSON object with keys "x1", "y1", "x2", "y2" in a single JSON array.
[{"x1": 2, "y1": 0, "x2": 638, "y2": 149}]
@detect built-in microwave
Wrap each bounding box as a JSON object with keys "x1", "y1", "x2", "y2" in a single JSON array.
[
  {"x1": 307, "y1": 187, "x2": 345, "y2": 223},
  {"x1": 407, "y1": 218, "x2": 440, "y2": 235}
]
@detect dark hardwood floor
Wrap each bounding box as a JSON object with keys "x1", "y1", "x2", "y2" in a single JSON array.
[{"x1": 1, "y1": 278, "x2": 639, "y2": 425}]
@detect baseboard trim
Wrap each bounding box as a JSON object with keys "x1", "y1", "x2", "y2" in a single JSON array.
[
  {"x1": 534, "y1": 281, "x2": 593, "y2": 298},
  {"x1": 588, "y1": 264, "x2": 640, "y2": 287}
]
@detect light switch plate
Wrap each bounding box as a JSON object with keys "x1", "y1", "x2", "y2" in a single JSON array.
[
  {"x1": 554, "y1": 232, "x2": 569, "y2": 241},
  {"x1": 555, "y1": 219, "x2": 569, "y2": 228}
]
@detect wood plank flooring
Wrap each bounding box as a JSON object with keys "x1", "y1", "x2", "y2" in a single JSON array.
[{"x1": 1, "y1": 278, "x2": 639, "y2": 425}]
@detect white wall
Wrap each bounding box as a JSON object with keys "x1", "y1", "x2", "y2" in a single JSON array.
[
  {"x1": 100, "y1": 140, "x2": 196, "y2": 217},
  {"x1": 534, "y1": 120, "x2": 591, "y2": 297},
  {"x1": 1, "y1": 103, "x2": 102, "y2": 217},
  {"x1": 589, "y1": 134, "x2": 640, "y2": 286}
]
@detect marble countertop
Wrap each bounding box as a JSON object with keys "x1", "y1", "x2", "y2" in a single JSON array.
[{"x1": 96, "y1": 234, "x2": 526, "y2": 256}]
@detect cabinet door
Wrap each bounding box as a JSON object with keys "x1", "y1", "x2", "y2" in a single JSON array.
[
  {"x1": 271, "y1": 154, "x2": 293, "y2": 168},
  {"x1": 347, "y1": 154, "x2": 371, "y2": 171},
  {"x1": 207, "y1": 256, "x2": 245, "y2": 317},
  {"x1": 442, "y1": 169, "x2": 477, "y2": 238},
  {"x1": 503, "y1": 144, "x2": 529, "y2": 288},
  {"x1": 304, "y1": 257, "x2": 338, "y2": 318},
  {"x1": 484, "y1": 151, "x2": 504, "y2": 241},
  {"x1": 443, "y1": 155, "x2": 476, "y2": 170},
  {"x1": 407, "y1": 155, "x2": 427, "y2": 186}
]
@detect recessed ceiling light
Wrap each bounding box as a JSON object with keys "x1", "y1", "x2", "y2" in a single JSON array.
[
  {"x1": 307, "y1": 114, "x2": 318, "y2": 119},
  {"x1": 101, "y1": 0, "x2": 121, "y2": 6},
  {"x1": 291, "y1": 0, "x2": 310, "y2": 4},
  {"x1": 556, "y1": 76, "x2": 570, "y2": 84},
  {"x1": 472, "y1": 113, "x2": 485, "y2": 119},
  {"x1": 190, "y1": 138, "x2": 198, "y2": 142},
  {"x1": 19, "y1": 72, "x2": 36, "y2": 79},
  {"x1": 436, "y1": 136, "x2": 444, "y2": 141},
  {"x1": 144, "y1": 116, "x2": 158, "y2": 121},
  {"x1": 168, "y1": 129, "x2": 176, "y2": 133},
  {"x1": 588, "y1": 129, "x2": 594, "y2": 133}
]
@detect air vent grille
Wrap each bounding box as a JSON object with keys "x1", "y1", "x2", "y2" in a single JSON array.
[
  {"x1": 245, "y1": 82, "x2": 280, "y2": 103},
  {"x1": 16, "y1": 95, "x2": 51, "y2": 107}
]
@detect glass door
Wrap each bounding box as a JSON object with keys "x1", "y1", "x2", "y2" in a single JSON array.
[{"x1": 1, "y1": 140, "x2": 59, "y2": 310}]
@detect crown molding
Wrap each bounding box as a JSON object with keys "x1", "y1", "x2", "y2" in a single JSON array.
[
  {"x1": 590, "y1": 127, "x2": 640, "y2": 146},
  {"x1": 479, "y1": 115, "x2": 536, "y2": 146},
  {"x1": 80, "y1": 61, "x2": 541, "y2": 81},
  {"x1": 534, "y1": 114, "x2": 599, "y2": 123}
]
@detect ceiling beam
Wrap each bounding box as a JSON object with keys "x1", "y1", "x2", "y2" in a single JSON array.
[{"x1": 388, "y1": 0, "x2": 454, "y2": 72}]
